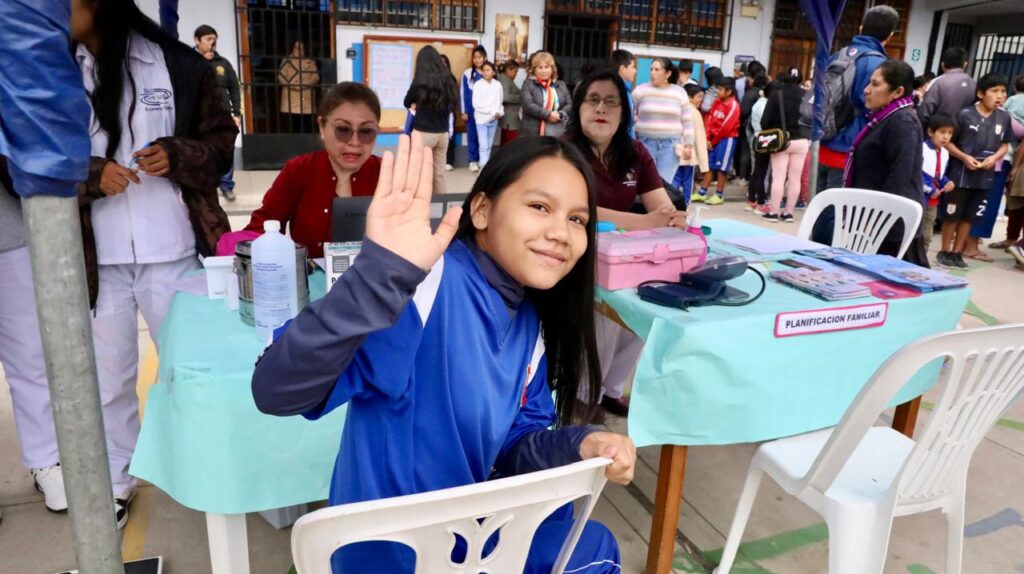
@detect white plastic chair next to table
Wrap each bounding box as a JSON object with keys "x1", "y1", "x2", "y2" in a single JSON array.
[
  {"x1": 797, "y1": 188, "x2": 923, "y2": 258},
  {"x1": 714, "y1": 324, "x2": 1024, "y2": 574},
  {"x1": 290, "y1": 457, "x2": 612, "y2": 574}
]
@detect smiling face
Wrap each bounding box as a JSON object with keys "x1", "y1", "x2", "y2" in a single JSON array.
[
  {"x1": 472, "y1": 51, "x2": 486, "y2": 69},
  {"x1": 319, "y1": 101, "x2": 379, "y2": 172},
  {"x1": 579, "y1": 80, "x2": 622, "y2": 148},
  {"x1": 471, "y1": 157, "x2": 590, "y2": 289},
  {"x1": 650, "y1": 60, "x2": 669, "y2": 87}
]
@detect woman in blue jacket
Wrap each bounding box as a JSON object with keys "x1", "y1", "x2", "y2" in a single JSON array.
[
  {"x1": 252, "y1": 134, "x2": 635, "y2": 573},
  {"x1": 461, "y1": 45, "x2": 487, "y2": 172}
]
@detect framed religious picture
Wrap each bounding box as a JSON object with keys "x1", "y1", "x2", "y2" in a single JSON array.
[{"x1": 494, "y1": 14, "x2": 529, "y2": 66}]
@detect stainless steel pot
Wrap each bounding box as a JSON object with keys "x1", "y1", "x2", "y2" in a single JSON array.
[{"x1": 234, "y1": 240, "x2": 310, "y2": 327}]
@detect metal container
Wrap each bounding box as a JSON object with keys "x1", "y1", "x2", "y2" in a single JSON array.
[{"x1": 234, "y1": 240, "x2": 310, "y2": 327}]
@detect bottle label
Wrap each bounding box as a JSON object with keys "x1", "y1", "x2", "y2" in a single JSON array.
[{"x1": 253, "y1": 261, "x2": 293, "y2": 330}]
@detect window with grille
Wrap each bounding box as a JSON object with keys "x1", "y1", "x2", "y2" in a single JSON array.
[
  {"x1": 548, "y1": 0, "x2": 730, "y2": 51},
  {"x1": 336, "y1": 0, "x2": 481, "y2": 31}
]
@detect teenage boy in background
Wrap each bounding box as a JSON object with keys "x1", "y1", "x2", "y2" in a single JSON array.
[
  {"x1": 610, "y1": 49, "x2": 637, "y2": 139},
  {"x1": 940, "y1": 73, "x2": 1012, "y2": 268},
  {"x1": 921, "y1": 114, "x2": 956, "y2": 256},
  {"x1": 693, "y1": 77, "x2": 739, "y2": 206}
]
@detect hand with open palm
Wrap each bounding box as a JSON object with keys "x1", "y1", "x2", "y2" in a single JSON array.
[{"x1": 366, "y1": 133, "x2": 462, "y2": 270}]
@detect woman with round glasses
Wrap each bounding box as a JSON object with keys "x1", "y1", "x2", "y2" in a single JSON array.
[
  {"x1": 244, "y1": 82, "x2": 382, "y2": 258},
  {"x1": 566, "y1": 70, "x2": 684, "y2": 422}
]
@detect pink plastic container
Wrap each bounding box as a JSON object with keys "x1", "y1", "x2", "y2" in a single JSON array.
[{"x1": 596, "y1": 228, "x2": 706, "y2": 290}]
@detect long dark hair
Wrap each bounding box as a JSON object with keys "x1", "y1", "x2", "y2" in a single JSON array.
[
  {"x1": 455, "y1": 137, "x2": 602, "y2": 426},
  {"x1": 568, "y1": 69, "x2": 637, "y2": 179},
  {"x1": 411, "y1": 46, "x2": 458, "y2": 113},
  {"x1": 77, "y1": 0, "x2": 179, "y2": 158}
]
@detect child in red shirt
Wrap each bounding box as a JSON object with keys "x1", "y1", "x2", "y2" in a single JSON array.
[{"x1": 693, "y1": 77, "x2": 740, "y2": 205}]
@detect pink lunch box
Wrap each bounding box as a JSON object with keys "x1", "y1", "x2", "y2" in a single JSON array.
[{"x1": 596, "y1": 228, "x2": 707, "y2": 290}]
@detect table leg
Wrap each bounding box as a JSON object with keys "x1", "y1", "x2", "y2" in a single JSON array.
[
  {"x1": 645, "y1": 445, "x2": 689, "y2": 574},
  {"x1": 892, "y1": 396, "x2": 922, "y2": 439},
  {"x1": 206, "y1": 512, "x2": 251, "y2": 574}
]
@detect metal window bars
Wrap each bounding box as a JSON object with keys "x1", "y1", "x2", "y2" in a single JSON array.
[{"x1": 335, "y1": 0, "x2": 481, "y2": 32}]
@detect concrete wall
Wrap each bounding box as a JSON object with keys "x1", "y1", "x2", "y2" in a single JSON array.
[{"x1": 905, "y1": 0, "x2": 938, "y2": 75}]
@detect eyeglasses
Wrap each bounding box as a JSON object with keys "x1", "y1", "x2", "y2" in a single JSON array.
[
  {"x1": 583, "y1": 95, "x2": 622, "y2": 109},
  {"x1": 333, "y1": 125, "x2": 379, "y2": 145}
]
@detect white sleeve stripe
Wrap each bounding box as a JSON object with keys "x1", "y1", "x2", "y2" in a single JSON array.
[
  {"x1": 412, "y1": 256, "x2": 444, "y2": 327},
  {"x1": 526, "y1": 332, "x2": 545, "y2": 388}
]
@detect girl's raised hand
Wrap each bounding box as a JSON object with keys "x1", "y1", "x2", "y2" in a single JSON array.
[{"x1": 365, "y1": 133, "x2": 462, "y2": 270}]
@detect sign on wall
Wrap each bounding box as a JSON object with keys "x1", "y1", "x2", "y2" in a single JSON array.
[{"x1": 494, "y1": 14, "x2": 529, "y2": 66}]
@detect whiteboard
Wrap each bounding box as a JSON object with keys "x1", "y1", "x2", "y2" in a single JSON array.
[{"x1": 369, "y1": 44, "x2": 413, "y2": 110}]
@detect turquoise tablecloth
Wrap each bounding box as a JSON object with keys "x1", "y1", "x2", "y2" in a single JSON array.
[
  {"x1": 601, "y1": 219, "x2": 971, "y2": 447},
  {"x1": 130, "y1": 272, "x2": 345, "y2": 515}
]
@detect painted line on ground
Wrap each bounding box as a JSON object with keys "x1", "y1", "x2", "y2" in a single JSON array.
[
  {"x1": 964, "y1": 300, "x2": 1001, "y2": 326},
  {"x1": 121, "y1": 340, "x2": 159, "y2": 560},
  {"x1": 671, "y1": 523, "x2": 829, "y2": 573}
]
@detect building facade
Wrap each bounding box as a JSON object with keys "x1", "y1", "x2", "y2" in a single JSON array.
[{"x1": 138, "y1": 0, "x2": 1021, "y2": 168}]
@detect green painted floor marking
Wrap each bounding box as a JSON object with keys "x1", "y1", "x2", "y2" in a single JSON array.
[
  {"x1": 964, "y1": 300, "x2": 1001, "y2": 326},
  {"x1": 672, "y1": 523, "x2": 829, "y2": 573},
  {"x1": 907, "y1": 564, "x2": 938, "y2": 574},
  {"x1": 921, "y1": 401, "x2": 1024, "y2": 432}
]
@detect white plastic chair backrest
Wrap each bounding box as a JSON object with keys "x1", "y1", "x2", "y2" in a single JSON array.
[
  {"x1": 290, "y1": 457, "x2": 611, "y2": 574},
  {"x1": 799, "y1": 324, "x2": 1024, "y2": 499},
  {"x1": 797, "y1": 188, "x2": 923, "y2": 258}
]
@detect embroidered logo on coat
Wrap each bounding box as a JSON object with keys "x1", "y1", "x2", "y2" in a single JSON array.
[{"x1": 141, "y1": 89, "x2": 173, "y2": 106}]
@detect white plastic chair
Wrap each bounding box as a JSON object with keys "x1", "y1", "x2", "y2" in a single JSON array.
[
  {"x1": 797, "y1": 188, "x2": 923, "y2": 258},
  {"x1": 714, "y1": 324, "x2": 1024, "y2": 574},
  {"x1": 291, "y1": 457, "x2": 612, "y2": 574}
]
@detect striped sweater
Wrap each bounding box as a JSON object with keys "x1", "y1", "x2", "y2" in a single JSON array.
[{"x1": 632, "y1": 83, "x2": 694, "y2": 145}]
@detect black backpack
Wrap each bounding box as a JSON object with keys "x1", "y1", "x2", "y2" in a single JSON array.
[{"x1": 799, "y1": 45, "x2": 885, "y2": 141}]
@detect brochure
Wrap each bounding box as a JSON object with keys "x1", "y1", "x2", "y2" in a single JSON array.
[
  {"x1": 829, "y1": 253, "x2": 968, "y2": 292},
  {"x1": 770, "y1": 267, "x2": 871, "y2": 301}
]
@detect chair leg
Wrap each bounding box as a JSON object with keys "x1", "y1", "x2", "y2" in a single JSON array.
[
  {"x1": 825, "y1": 508, "x2": 894, "y2": 574},
  {"x1": 944, "y1": 489, "x2": 967, "y2": 574},
  {"x1": 714, "y1": 467, "x2": 764, "y2": 574}
]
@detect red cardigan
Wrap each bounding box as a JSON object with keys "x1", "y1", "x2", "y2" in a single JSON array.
[{"x1": 245, "y1": 150, "x2": 380, "y2": 258}]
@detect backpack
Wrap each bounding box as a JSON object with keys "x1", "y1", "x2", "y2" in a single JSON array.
[{"x1": 798, "y1": 45, "x2": 885, "y2": 141}]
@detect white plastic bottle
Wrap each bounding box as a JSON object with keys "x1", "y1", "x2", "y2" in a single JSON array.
[{"x1": 252, "y1": 220, "x2": 298, "y2": 341}]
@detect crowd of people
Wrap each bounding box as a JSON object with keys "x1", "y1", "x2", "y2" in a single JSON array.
[{"x1": 1, "y1": 0, "x2": 1023, "y2": 567}]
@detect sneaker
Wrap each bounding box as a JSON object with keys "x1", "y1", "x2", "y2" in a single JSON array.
[
  {"x1": 1011, "y1": 244, "x2": 1024, "y2": 266},
  {"x1": 32, "y1": 464, "x2": 68, "y2": 513},
  {"x1": 935, "y1": 251, "x2": 955, "y2": 269},
  {"x1": 762, "y1": 212, "x2": 779, "y2": 223},
  {"x1": 219, "y1": 188, "x2": 236, "y2": 202},
  {"x1": 468, "y1": 162, "x2": 480, "y2": 173},
  {"x1": 445, "y1": 163, "x2": 454, "y2": 172},
  {"x1": 744, "y1": 201, "x2": 756, "y2": 211},
  {"x1": 780, "y1": 213, "x2": 795, "y2": 223},
  {"x1": 705, "y1": 194, "x2": 724, "y2": 206},
  {"x1": 952, "y1": 253, "x2": 970, "y2": 269},
  {"x1": 757, "y1": 204, "x2": 771, "y2": 214},
  {"x1": 691, "y1": 193, "x2": 706, "y2": 203},
  {"x1": 795, "y1": 200, "x2": 807, "y2": 209},
  {"x1": 115, "y1": 488, "x2": 136, "y2": 530}
]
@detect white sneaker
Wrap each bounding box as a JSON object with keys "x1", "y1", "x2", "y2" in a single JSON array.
[
  {"x1": 31, "y1": 464, "x2": 68, "y2": 513},
  {"x1": 468, "y1": 162, "x2": 479, "y2": 173},
  {"x1": 114, "y1": 488, "x2": 136, "y2": 530},
  {"x1": 444, "y1": 164, "x2": 454, "y2": 172}
]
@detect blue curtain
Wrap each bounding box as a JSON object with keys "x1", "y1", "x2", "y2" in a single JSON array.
[
  {"x1": 159, "y1": 0, "x2": 179, "y2": 40},
  {"x1": 796, "y1": 0, "x2": 848, "y2": 141}
]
